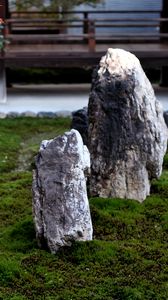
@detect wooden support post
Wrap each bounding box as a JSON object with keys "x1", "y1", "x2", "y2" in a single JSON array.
[
  {"x1": 0, "y1": 0, "x2": 6, "y2": 19},
  {"x1": 5, "y1": 0, "x2": 10, "y2": 18},
  {"x1": 0, "y1": 1, "x2": 7, "y2": 102},
  {"x1": 83, "y1": 12, "x2": 88, "y2": 43},
  {"x1": 88, "y1": 20, "x2": 95, "y2": 52},
  {"x1": 0, "y1": 0, "x2": 7, "y2": 39},
  {"x1": 160, "y1": 0, "x2": 168, "y2": 86},
  {"x1": 0, "y1": 60, "x2": 7, "y2": 103},
  {"x1": 5, "y1": 0, "x2": 11, "y2": 34},
  {"x1": 160, "y1": 0, "x2": 168, "y2": 41},
  {"x1": 83, "y1": 12, "x2": 88, "y2": 34}
]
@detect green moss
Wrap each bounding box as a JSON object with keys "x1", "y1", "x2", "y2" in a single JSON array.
[
  {"x1": 0, "y1": 117, "x2": 71, "y2": 172},
  {"x1": 0, "y1": 117, "x2": 168, "y2": 299},
  {"x1": 163, "y1": 152, "x2": 168, "y2": 169},
  {"x1": 151, "y1": 171, "x2": 168, "y2": 197}
]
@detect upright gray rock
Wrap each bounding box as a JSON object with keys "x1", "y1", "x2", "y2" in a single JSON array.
[
  {"x1": 88, "y1": 48, "x2": 168, "y2": 202},
  {"x1": 32, "y1": 129, "x2": 92, "y2": 253}
]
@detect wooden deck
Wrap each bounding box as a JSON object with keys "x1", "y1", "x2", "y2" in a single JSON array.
[
  {"x1": 3, "y1": 42, "x2": 168, "y2": 69},
  {"x1": 1, "y1": 5, "x2": 168, "y2": 70},
  {"x1": 0, "y1": 1, "x2": 167, "y2": 101}
]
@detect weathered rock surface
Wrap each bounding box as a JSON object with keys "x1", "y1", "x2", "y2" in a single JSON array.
[
  {"x1": 32, "y1": 129, "x2": 93, "y2": 253},
  {"x1": 71, "y1": 107, "x2": 88, "y2": 146},
  {"x1": 88, "y1": 48, "x2": 168, "y2": 202}
]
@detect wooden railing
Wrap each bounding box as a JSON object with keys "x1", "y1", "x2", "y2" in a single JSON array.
[{"x1": 1, "y1": 9, "x2": 168, "y2": 52}]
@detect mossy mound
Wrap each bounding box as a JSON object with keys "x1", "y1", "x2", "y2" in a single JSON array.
[{"x1": 0, "y1": 117, "x2": 168, "y2": 299}]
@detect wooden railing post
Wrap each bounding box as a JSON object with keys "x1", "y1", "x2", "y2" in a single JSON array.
[
  {"x1": 0, "y1": 60, "x2": 7, "y2": 103},
  {"x1": 0, "y1": 0, "x2": 6, "y2": 55},
  {"x1": 88, "y1": 20, "x2": 95, "y2": 52},
  {"x1": 0, "y1": 0, "x2": 6, "y2": 19},
  {"x1": 5, "y1": 0, "x2": 10, "y2": 19},
  {"x1": 160, "y1": 0, "x2": 168, "y2": 42},
  {"x1": 160, "y1": 0, "x2": 168, "y2": 86},
  {"x1": 0, "y1": 1, "x2": 6, "y2": 102},
  {"x1": 5, "y1": 0, "x2": 11, "y2": 34},
  {"x1": 83, "y1": 11, "x2": 89, "y2": 42},
  {"x1": 83, "y1": 12, "x2": 88, "y2": 33}
]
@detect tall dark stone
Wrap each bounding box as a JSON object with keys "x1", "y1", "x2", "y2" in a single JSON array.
[{"x1": 88, "y1": 48, "x2": 168, "y2": 202}]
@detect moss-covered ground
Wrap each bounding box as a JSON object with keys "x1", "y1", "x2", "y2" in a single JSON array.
[{"x1": 0, "y1": 117, "x2": 168, "y2": 300}]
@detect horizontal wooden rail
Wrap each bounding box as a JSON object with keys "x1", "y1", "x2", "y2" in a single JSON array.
[
  {"x1": 7, "y1": 33, "x2": 168, "y2": 39},
  {"x1": 7, "y1": 18, "x2": 166, "y2": 22},
  {"x1": 7, "y1": 18, "x2": 165, "y2": 23},
  {"x1": 7, "y1": 18, "x2": 168, "y2": 22},
  {"x1": 5, "y1": 14, "x2": 166, "y2": 31},
  {"x1": 9, "y1": 10, "x2": 161, "y2": 14}
]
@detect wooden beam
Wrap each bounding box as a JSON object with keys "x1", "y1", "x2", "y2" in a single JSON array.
[{"x1": 3, "y1": 47, "x2": 168, "y2": 69}]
